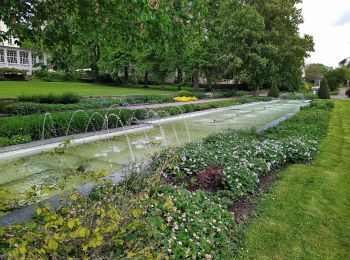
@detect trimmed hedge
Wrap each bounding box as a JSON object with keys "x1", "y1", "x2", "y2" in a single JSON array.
[
  {"x1": 318, "y1": 79, "x2": 330, "y2": 99},
  {"x1": 0, "y1": 68, "x2": 27, "y2": 81},
  {"x1": 18, "y1": 93, "x2": 80, "y2": 104}
]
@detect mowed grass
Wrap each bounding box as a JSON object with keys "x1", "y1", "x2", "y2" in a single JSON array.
[
  {"x1": 0, "y1": 81, "x2": 190, "y2": 98},
  {"x1": 237, "y1": 100, "x2": 350, "y2": 259}
]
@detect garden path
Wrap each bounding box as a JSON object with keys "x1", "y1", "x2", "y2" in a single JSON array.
[{"x1": 332, "y1": 87, "x2": 349, "y2": 100}]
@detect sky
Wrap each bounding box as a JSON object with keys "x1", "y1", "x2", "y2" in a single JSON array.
[{"x1": 299, "y1": 0, "x2": 350, "y2": 68}]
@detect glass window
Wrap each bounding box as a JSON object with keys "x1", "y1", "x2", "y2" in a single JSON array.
[
  {"x1": 31, "y1": 52, "x2": 38, "y2": 65},
  {"x1": 20, "y1": 51, "x2": 29, "y2": 65},
  {"x1": 7, "y1": 50, "x2": 17, "y2": 64},
  {"x1": 0, "y1": 49, "x2": 4, "y2": 63}
]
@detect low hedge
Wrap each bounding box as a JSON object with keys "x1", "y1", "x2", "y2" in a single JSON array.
[
  {"x1": 0, "y1": 97, "x2": 264, "y2": 146},
  {"x1": 3, "y1": 102, "x2": 95, "y2": 116},
  {"x1": 0, "y1": 68, "x2": 27, "y2": 81},
  {"x1": 18, "y1": 93, "x2": 80, "y2": 104}
]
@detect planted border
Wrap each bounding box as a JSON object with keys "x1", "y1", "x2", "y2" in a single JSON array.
[
  {"x1": 0, "y1": 97, "x2": 265, "y2": 147},
  {"x1": 0, "y1": 100, "x2": 333, "y2": 258}
]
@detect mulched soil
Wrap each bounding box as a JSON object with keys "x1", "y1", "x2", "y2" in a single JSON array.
[
  {"x1": 229, "y1": 169, "x2": 282, "y2": 222},
  {"x1": 166, "y1": 165, "x2": 225, "y2": 192}
]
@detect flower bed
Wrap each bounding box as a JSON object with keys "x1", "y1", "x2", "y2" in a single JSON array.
[
  {"x1": 173, "y1": 96, "x2": 198, "y2": 102},
  {"x1": 0, "y1": 100, "x2": 333, "y2": 258}
]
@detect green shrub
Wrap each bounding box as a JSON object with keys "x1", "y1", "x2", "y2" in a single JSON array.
[
  {"x1": 309, "y1": 100, "x2": 335, "y2": 110},
  {"x1": 318, "y1": 79, "x2": 330, "y2": 99},
  {"x1": 0, "y1": 102, "x2": 6, "y2": 113},
  {"x1": 33, "y1": 70, "x2": 76, "y2": 82},
  {"x1": 3, "y1": 102, "x2": 96, "y2": 115},
  {"x1": 0, "y1": 68, "x2": 27, "y2": 81},
  {"x1": 304, "y1": 82, "x2": 313, "y2": 91},
  {"x1": 280, "y1": 92, "x2": 317, "y2": 100},
  {"x1": 268, "y1": 84, "x2": 280, "y2": 98},
  {"x1": 0, "y1": 135, "x2": 31, "y2": 147},
  {"x1": 0, "y1": 137, "x2": 11, "y2": 147},
  {"x1": 126, "y1": 95, "x2": 173, "y2": 104},
  {"x1": 176, "y1": 90, "x2": 193, "y2": 97},
  {"x1": 18, "y1": 93, "x2": 80, "y2": 104}
]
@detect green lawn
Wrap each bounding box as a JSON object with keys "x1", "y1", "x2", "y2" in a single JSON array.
[
  {"x1": 0, "y1": 81, "x2": 192, "y2": 98},
  {"x1": 237, "y1": 100, "x2": 350, "y2": 259}
]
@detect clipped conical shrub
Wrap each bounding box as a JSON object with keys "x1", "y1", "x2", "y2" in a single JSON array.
[
  {"x1": 268, "y1": 83, "x2": 280, "y2": 98},
  {"x1": 318, "y1": 78, "x2": 330, "y2": 99}
]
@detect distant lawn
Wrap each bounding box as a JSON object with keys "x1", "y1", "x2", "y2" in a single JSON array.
[
  {"x1": 0, "y1": 81, "x2": 194, "y2": 98},
  {"x1": 237, "y1": 100, "x2": 350, "y2": 259}
]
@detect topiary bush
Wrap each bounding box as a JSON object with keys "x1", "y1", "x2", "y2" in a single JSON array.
[
  {"x1": 318, "y1": 79, "x2": 330, "y2": 99},
  {"x1": 268, "y1": 84, "x2": 280, "y2": 98},
  {"x1": 346, "y1": 88, "x2": 350, "y2": 98}
]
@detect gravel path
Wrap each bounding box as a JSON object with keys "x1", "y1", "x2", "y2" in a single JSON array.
[{"x1": 332, "y1": 87, "x2": 349, "y2": 100}]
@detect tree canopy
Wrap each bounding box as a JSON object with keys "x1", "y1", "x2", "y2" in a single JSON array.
[{"x1": 0, "y1": 0, "x2": 314, "y2": 91}]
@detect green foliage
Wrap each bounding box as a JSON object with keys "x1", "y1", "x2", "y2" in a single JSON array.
[
  {"x1": 309, "y1": 100, "x2": 335, "y2": 110},
  {"x1": 304, "y1": 82, "x2": 313, "y2": 91},
  {"x1": 0, "y1": 68, "x2": 27, "y2": 81},
  {"x1": 18, "y1": 93, "x2": 80, "y2": 104},
  {"x1": 279, "y1": 92, "x2": 317, "y2": 100},
  {"x1": 268, "y1": 84, "x2": 280, "y2": 98},
  {"x1": 176, "y1": 90, "x2": 193, "y2": 97},
  {"x1": 318, "y1": 79, "x2": 330, "y2": 99},
  {"x1": 0, "y1": 101, "x2": 332, "y2": 258},
  {"x1": 325, "y1": 67, "x2": 350, "y2": 91},
  {"x1": 2, "y1": 102, "x2": 93, "y2": 116},
  {"x1": 0, "y1": 135, "x2": 32, "y2": 147},
  {"x1": 33, "y1": 70, "x2": 76, "y2": 82},
  {"x1": 236, "y1": 101, "x2": 350, "y2": 259},
  {"x1": 2, "y1": 0, "x2": 314, "y2": 89}
]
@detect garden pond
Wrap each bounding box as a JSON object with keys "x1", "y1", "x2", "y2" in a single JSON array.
[{"x1": 0, "y1": 100, "x2": 307, "y2": 214}]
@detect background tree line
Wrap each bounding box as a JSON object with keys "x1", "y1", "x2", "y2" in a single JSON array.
[{"x1": 0, "y1": 0, "x2": 314, "y2": 91}]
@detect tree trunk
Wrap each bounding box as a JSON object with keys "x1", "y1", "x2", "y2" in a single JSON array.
[
  {"x1": 144, "y1": 70, "x2": 149, "y2": 88},
  {"x1": 124, "y1": 65, "x2": 129, "y2": 83},
  {"x1": 92, "y1": 44, "x2": 100, "y2": 81},
  {"x1": 254, "y1": 85, "x2": 260, "y2": 96},
  {"x1": 193, "y1": 63, "x2": 200, "y2": 91},
  {"x1": 177, "y1": 67, "x2": 183, "y2": 90}
]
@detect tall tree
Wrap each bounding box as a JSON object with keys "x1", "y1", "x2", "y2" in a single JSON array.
[
  {"x1": 219, "y1": 1, "x2": 275, "y2": 93},
  {"x1": 246, "y1": 0, "x2": 314, "y2": 91}
]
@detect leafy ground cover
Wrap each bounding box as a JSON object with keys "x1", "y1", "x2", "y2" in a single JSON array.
[
  {"x1": 0, "y1": 97, "x2": 264, "y2": 147},
  {"x1": 0, "y1": 100, "x2": 333, "y2": 258},
  {"x1": 236, "y1": 100, "x2": 350, "y2": 259},
  {"x1": 0, "y1": 81, "x2": 186, "y2": 98}
]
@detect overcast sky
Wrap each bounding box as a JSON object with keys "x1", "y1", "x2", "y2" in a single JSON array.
[{"x1": 299, "y1": 0, "x2": 350, "y2": 68}]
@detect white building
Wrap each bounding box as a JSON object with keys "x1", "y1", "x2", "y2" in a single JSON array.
[{"x1": 0, "y1": 21, "x2": 47, "y2": 75}]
